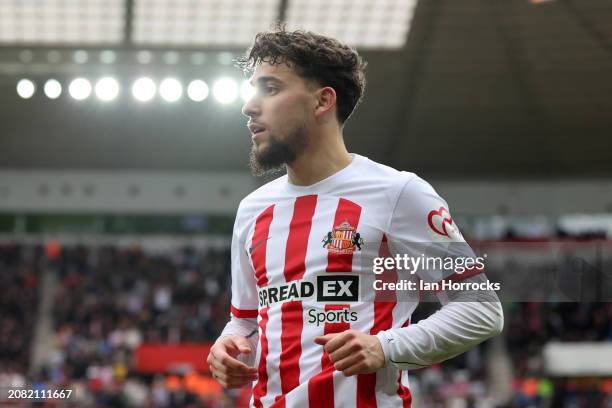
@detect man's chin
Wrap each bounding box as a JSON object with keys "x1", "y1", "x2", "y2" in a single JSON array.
[
  {"x1": 249, "y1": 151, "x2": 287, "y2": 176},
  {"x1": 253, "y1": 139, "x2": 267, "y2": 152}
]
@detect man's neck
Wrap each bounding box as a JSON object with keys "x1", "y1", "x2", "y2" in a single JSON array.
[{"x1": 286, "y1": 131, "x2": 352, "y2": 186}]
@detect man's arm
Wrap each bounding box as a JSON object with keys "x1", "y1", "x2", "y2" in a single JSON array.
[
  {"x1": 208, "y1": 203, "x2": 260, "y2": 388},
  {"x1": 219, "y1": 315, "x2": 259, "y2": 360},
  {"x1": 376, "y1": 273, "x2": 504, "y2": 370},
  {"x1": 315, "y1": 273, "x2": 503, "y2": 376},
  {"x1": 208, "y1": 316, "x2": 259, "y2": 388},
  {"x1": 378, "y1": 175, "x2": 503, "y2": 369},
  {"x1": 316, "y1": 175, "x2": 504, "y2": 376}
]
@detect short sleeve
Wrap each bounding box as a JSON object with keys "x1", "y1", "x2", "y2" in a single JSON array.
[
  {"x1": 229, "y1": 206, "x2": 259, "y2": 318},
  {"x1": 386, "y1": 175, "x2": 482, "y2": 283}
]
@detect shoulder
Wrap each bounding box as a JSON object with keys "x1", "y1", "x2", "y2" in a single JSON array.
[
  {"x1": 235, "y1": 175, "x2": 286, "y2": 225},
  {"x1": 400, "y1": 173, "x2": 443, "y2": 201},
  {"x1": 353, "y1": 155, "x2": 423, "y2": 203},
  {"x1": 354, "y1": 155, "x2": 416, "y2": 186}
]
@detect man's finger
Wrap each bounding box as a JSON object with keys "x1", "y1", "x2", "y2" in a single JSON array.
[
  {"x1": 211, "y1": 347, "x2": 257, "y2": 374},
  {"x1": 323, "y1": 331, "x2": 353, "y2": 354},
  {"x1": 314, "y1": 333, "x2": 337, "y2": 345},
  {"x1": 226, "y1": 336, "x2": 253, "y2": 355},
  {"x1": 342, "y1": 361, "x2": 369, "y2": 377},
  {"x1": 219, "y1": 354, "x2": 258, "y2": 374},
  {"x1": 328, "y1": 342, "x2": 359, "y2": 364},
  {"x1": 210, "y1": 360, "x2": 258, "y2": 378},
  {"x1": 333, "y1": 353, "x2": 362, "y2": 372},
  {"x1": 214, "y1": 371, "x2": 257, "y2": 388}
]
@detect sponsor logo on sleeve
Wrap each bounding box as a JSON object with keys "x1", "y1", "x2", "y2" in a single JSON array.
[{"x1": 427, "y1": 207, "x2": 464, "y2": 242}]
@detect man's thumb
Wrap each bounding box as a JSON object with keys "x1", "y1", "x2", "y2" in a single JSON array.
[
  {"x1": 233, "y1": 337, "x2": 252, "y2": 354},
  {"x1": 314, "y1": 334, "x2": 333, "y2": 345}
]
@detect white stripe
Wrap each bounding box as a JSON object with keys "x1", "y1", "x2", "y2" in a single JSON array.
[
  {"x1": 259, "y1": 200, "x2": 293, "y2": 406},
  {"x1": 332, "y1": 196, "x2": 360, "y2": 407},
  {"x1": 299, "y1": 196, "x2": 332, "y2": 387}
]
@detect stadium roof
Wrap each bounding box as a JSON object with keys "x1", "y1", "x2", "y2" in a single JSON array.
[{"x1": 0, "y1": 0, "x2": 610, "y2": 178}]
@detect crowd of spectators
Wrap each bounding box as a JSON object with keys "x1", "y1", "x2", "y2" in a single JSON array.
[
  {"x1": 0, "y1": 241, "x2": 611, "y2": 407},
  {"x1": 0, "y1": 243, "x2": 41, "y2": 391},
  {"x1": 504, "y1": 302, "x2": 611, "y2": 408},
  {"x1": 42, "y1": 244, "x2": 233, "y2": 406}
]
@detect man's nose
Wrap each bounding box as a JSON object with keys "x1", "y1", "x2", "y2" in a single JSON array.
[{"x1": 241, "y1": 96, "x2": 260, "y2": 118}]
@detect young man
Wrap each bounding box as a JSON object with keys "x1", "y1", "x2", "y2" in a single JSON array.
[{"x1": 207, "y1": 26, "x2": 503, "y2": 407}]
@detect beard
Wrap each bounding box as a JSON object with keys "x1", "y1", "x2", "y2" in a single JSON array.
[{"x1": 249, "y1": 123, "x2": 309, "y2": 176}]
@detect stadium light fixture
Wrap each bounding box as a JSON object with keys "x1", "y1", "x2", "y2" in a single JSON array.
[
  {"x1": 132, "y1": 77, "x2": 156, "y2": 102},
  {"x1": 136, "y1": 50, "x2": 153, "y2": 64},
  {"x1": 69, "y1": 78, "x2": 92, "y2": 100},
  {"x1": 213, "y1": 78, "x2": 238, "y2": 104},
  {"x1": 159, "y1": 78, "x2": 183, "y2": 102},
  {"x1": 99, "y1": 50, "x2": 117, "y2": 64},
  {"x1": 16, "y1": 79, "x2": 36, "y2": 99},
  {"x1": 46, "y1": 50, "x2": 62, "y2": 63},
  {"x1": 44, "y1": 79, "x2": 62, "y2": 99},
  {"x1": 95, "y1": 77, "x2": 120, "y2": 101},
  {"x1": 73, "y1": 50, "x2": 89, "y2": 64},
  {"x1": 18, "y1": 50, "x2": 34, "y2": 63},
  {"x1": 240, "y1": 80, "x2": 255, "y2": 102},
  {"x1": 187, "y1": 80, "x2": 209, "y2": 102}
]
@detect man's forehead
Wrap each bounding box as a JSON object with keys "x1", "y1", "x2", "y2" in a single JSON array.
[{"x1": 249, "y1": 62, "x2": 296, "y2": 84}]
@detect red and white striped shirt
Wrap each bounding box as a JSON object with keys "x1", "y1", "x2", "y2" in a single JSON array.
[{"x1": 226, "y1": 154, "x2": 480, "y2": 407}]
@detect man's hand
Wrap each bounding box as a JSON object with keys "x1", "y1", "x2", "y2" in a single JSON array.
[
  {"x1": 314, "y1": 330, "x2": 385, "y2": 376},
  {"x1": 207, "y1": 335, "x2": 258, "y2": 388}
]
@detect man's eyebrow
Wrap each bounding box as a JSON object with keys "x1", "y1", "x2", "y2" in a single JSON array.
[{"x1": 249, "y1": 76, "x2": 284, "y2": 86}]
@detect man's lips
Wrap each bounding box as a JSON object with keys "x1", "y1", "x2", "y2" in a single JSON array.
[{"x1": 247, "y1": 122, "x2": 266, "y2": 135}]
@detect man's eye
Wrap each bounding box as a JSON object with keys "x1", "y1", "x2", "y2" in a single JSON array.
[{"x1": 266, "y1": 87, "x2": 278, "y2": 94}]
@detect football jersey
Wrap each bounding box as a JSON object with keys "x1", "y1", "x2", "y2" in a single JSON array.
[{"x1": 229, "y1": 154, "x2": 479, "y2": 408}]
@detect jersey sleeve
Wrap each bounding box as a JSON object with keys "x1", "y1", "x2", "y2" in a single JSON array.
[
  {"x1": 229, "y1": 204, "x2": 259, "y2": 318},
  {"x1": 386, "y1": 175, "x2": 483, "y2": 283}
]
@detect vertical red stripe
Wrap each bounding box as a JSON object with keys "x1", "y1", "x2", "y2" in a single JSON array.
[
  {"x1": 278, "y1": 301, "x2": 304, "y2": 399},
  {"x1": 283, "y1": 195, "x2": 317, "y2": 282},
  {"x1": 326, "y1": 198, "x2": 362, "y2": 273},
  {"x1": 312, "y1": 304, "x2": 351, "y2": 408},
  {"x1": 250, "y1": 205, "x2": 274, "y2": 408},
  {"x1": 278, "y1": 195, "x2": 318, "y2": 404},
  {"x1": 309, "y1": 198, "x2": 362, "y2": 408},
  {"x1": 397, "y1": 371, "x2": 413, "y2": 408},
  {"x1": 253, "y1": 308, "x2": 269, "y2": 408},
  {"x1": 357, "y1": 234, "x2": 397, "y2": 407},
  {"x1": 251, "y1": 205, "x2": 274, "y2": 288}
]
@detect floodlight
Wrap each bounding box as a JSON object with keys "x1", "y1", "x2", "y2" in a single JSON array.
[
  {"x1": 187, "y1": 80, "x2": 209, "y2": 102},
  {"x1": 95, "y1": 77, "x2": 120, "y2": 101},
  {"x1": 69, "y1": 78, "x2": 92, "y2": 100},
  {"x1": 159, "y1": 78, "x2": 183, "y2": 102},
  {"x1": 213, "y1": 78, "x2": 238, "y2": 104},
  {"x1": 44, "y1": 79, "x2": 62, "y2": 99},
  {"x1": 17, "y1": 79, "x2": 36, "y2": 99},
  {"x1": 132, "y1": 77, "x2": 156, "y2": 102}
]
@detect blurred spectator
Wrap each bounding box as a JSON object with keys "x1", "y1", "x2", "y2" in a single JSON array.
[{"x1": 1, "y1": 241, "x2": 610, "y2": 407}]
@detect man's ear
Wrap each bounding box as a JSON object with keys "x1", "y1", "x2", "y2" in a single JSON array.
[{"x1": 314, "y1": 86, "x2": 337, "y2": 120}]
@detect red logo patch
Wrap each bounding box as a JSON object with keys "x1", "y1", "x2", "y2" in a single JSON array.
[
  {"x1": 427, "y1": 207, "x2": 454, "y2": 237},
  {"x1": 322, "y1": 220, "x2": 364, "y2": 254}
]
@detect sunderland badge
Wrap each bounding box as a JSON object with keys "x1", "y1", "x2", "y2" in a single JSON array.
[{"x1": 322, "y1": 220, "x2": 363, "y2": 254}]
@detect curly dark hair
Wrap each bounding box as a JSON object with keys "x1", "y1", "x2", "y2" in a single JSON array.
[{"x1": 236, "y1": 23, "x2": 367, "y2": 125}]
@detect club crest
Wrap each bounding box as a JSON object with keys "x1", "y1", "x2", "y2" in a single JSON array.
[{"x1": 322, "y1": 220, "x2": 364, "y2": 254}]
